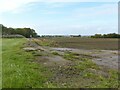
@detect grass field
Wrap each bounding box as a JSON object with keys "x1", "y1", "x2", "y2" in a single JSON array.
[
  {"x1": 38, "y1": 37, "x2": 118, "y2": 50},
  {"x1": 2, "y1": 38, "x2": 54, "y2": 88},
  {"x1": 2, "y1": 38, "x2": 119, "y2": 88}
]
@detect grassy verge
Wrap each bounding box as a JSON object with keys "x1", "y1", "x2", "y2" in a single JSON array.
[{"x1": 2, "y1": 38, "x2": 54, "y2": 88}]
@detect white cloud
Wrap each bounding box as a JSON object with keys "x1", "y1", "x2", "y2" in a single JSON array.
[
  {"x1": 0, "y1": 0, "x2": 40, "y2": 14},
  {"x1": 0, "y1": 0, "x2": 119, "y2": 14}
]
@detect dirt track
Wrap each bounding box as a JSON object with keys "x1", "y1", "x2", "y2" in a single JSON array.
[
  {"x1": 24, "y1": 39, "x2": 119, "y2": 87},
  {"x1": 24, "y1": 39, "x2": 119, "y2": 70},
  {"x1": 51, "y1": 48, "x2": 119, "y2": 70}
]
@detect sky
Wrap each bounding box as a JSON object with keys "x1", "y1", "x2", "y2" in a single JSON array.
[{"x1": 0, "y1": 0, "x2": 119, "y2": 35}]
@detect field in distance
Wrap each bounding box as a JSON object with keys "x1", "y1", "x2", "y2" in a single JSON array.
[{"x1": 37, "y1": 37, "x2": 119, "y2": 50}]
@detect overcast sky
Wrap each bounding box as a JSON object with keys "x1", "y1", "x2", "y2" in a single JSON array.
[{"x1": 0, "y1": 0, "x2": 119, "y2": 35}]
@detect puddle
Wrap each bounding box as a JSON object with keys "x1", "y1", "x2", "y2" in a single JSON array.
[{"x1": 52, "y1": 48, "x2": 73, "y2": 51}]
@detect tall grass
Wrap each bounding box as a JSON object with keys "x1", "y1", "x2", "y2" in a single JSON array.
[{"x1": 2, "y1": 38, "x2": 53, "y2": 88}]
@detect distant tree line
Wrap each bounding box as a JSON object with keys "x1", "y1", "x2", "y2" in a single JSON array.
[
  {"x1": 2, "y1": 24, "x2": 119, "y2": 38},
  {"x1": 70, "y1": 35, "x2": 81, "y2": 37},
  {"x1": 40, "y1": 33, "x2": 120, "y2": 38},
  {"x1": 91, "y1": 33, "x2": 120, "y2": 38},
  {"x1": 1, "y1": 24, "x2": 39, "y2": 38}
]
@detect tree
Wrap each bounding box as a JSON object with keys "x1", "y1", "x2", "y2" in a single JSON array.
[
  {"x1": 91, "y1": 33, "x2": 120, "y2": 38},
  {"x1": 1, "y1": 24, "x2": 39, "y2": 38}
]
